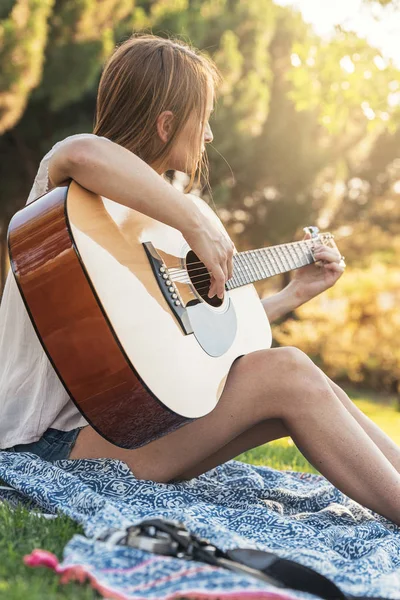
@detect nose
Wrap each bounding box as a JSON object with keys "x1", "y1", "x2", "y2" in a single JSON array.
[{"x1": 204, "y1": 121, "x2": 213, "y2": 144}]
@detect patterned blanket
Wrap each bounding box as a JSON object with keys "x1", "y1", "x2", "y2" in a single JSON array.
[{"x1": 0, "y1": 452, "x2": 399, "y2": 600}]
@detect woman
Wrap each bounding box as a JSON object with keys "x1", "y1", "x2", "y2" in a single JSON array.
[{"x1": 1, "y1": 34, "x2": 400, "y2": 525}]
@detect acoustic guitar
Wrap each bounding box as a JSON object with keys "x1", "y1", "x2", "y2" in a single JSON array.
[{"x1": 8, "y1": 181, "x2": 334, "y2": 448}]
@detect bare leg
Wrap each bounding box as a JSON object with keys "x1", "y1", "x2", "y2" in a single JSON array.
[
  {"x1": 175, "y1": 419, "x2": 290, "y2": 480},
  {"x1": 70, "y1": 347, "x2": 400, "y2": 524},
  {"x1": 324, "y1": 375, "x2": 400, "y2": 472},
  {"x1": 179, "y1": 376, "x2": 400, "y2": 479}
]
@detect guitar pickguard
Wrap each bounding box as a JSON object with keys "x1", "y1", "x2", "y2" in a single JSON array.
[{"x1": 186, "y1": 299, "x2": 237, "y2": 357}]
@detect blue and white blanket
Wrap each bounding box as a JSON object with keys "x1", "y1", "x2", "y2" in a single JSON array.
[{"x1": 0, "y1": 452, "x2": 399, "y2": 600}]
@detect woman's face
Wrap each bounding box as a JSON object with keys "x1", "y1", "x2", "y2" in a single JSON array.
[
  {"x1": 168, "y1": 113, "x2": 213, "y2": 174},
  {"x1": 154, "y1": 88, "x2": 214, "y2": 175}
]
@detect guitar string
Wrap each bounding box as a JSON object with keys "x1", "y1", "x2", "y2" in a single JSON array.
[
  {"x1": 162, "y1": 239, "x2": 324, "y2": 277},
  {"x1": 168, "y1": 251, "x2": 314, "y2": 278},
  {"x1": 166, "y1": 251, "x2": 316, "y2": 284},
  {"x1": 167, "y1": 252, "x2": 316, "y2": 285},
  {"x1": 164, "y1": 246, "x2": 319, "y2": 290},
  {"x1": 157, "y1": 237, "x2": 330, "y2": 294},
  {"x1": 167, "y1": 256, "x2": 316, "y2": 288}
]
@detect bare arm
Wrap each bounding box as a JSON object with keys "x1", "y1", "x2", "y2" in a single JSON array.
[
  {"x1": 261, "y1": 280, "x2": 305, "y2": 323},
  {"x1": 48, "y1": 136, "x2": 234, "y2": 299}
]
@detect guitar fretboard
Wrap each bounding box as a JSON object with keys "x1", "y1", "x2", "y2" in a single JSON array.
[{"x1": 226, "y1": 240, "x2": 318, "y2": 290}]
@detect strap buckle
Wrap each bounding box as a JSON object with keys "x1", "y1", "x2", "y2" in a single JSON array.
[{"x1": 97, "y1": 518, "x2": 218, "y2": 562}]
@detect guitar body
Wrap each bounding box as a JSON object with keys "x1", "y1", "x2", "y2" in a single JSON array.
[{"x1": 8, "y1": 181, "x2": 272, "y2": 448}]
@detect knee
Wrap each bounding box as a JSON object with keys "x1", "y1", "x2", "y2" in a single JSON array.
[
  {"x1": 266, "y1": 346, "x2": 330, "y2": 401},
  {"x1": 274, "y1": 346, "x2": 316, "y2": 374}
]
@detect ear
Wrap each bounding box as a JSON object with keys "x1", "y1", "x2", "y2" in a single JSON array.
[{"x1": 156, "y1": 110, "x2": 175, "y2": 144}]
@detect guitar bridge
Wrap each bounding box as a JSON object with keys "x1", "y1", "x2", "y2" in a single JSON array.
[{"x1": 143, "y1": 242, "x2": 193, "y2": 335}]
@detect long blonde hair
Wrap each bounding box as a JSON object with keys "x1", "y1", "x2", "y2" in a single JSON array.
[{"x1": 93, "y1": 33, "x2": 220, "y2": 191}]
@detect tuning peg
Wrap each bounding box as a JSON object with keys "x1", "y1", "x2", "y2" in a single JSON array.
[{"x1": 303, "y1": 226, "x2": 320, "y2": 238}]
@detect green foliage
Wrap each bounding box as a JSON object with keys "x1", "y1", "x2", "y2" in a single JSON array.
[
  {"x1": 289, "y1": 31, "x2": 400, "y2": 135},
  {"x1": 273, "y1": 264, "x2": 400, "y2": 394},
  {"x1": 0, "y1": 0, "x2": 55, "y2": 134},
  {"x1": 0, "y1": 0, "x2": 14, "y2": 19},
  {"x1": 36, "y1": 0, "x2": 134, "y2": 110}
]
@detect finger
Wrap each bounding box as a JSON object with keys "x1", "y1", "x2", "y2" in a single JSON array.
[
  {"x1": 212, "y1": 265, "x2": 225, "y2": 299},
  {"x1": 221, "y1": 257, "x2": 229, "y2": 283},
  {"x1": 313, "y1": 248, "x2": 341, "y2": 263},
  {"x1": 208, "y1": 278, "x2": 215, "y2": 298},
  {"x1": 227, "y1": 260, "x2": 233, "y2": 281},
  {"x1": 324, "y1": 262, "x2": 345, "y2": 273},
  {"x1": 227, "y1": 248, "x2": 234, "y2": 280}
]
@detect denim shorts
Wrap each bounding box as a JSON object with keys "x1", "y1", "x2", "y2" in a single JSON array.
[{"x1": 4, "y1": 427, "x2": 82, "y2": 461}]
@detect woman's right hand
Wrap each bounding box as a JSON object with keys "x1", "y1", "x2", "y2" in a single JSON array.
[
  {"x1": 181, "y1": 210, "x2": 235, "y2": 300},
  {"x1": 47, "y1": 136, "x2": 234, "y2": 298}
]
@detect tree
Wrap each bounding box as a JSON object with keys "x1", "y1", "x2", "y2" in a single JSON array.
[{"x1": 1, "y1": 0, "x2": 400, "y2": 297}]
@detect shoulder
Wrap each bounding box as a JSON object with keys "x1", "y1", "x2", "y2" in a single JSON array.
[
  {"x1": 27, "y1": 133, "x2": 108, "y2": 205},
  {"x1": 44, "y1": 133, "x2": 109, "y2": 162}
]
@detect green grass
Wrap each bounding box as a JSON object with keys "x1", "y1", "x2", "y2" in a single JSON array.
[
  {"x1": 0, "y1": 506, "x2": 94, "y2": 599},
  {"x1": 1, "y1": 389, "x2": 399, "y2": 598}
]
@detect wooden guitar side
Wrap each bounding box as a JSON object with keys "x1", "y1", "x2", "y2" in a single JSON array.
[{"x1": 8, "y1": 185, "x2": 189, "y2": 448}]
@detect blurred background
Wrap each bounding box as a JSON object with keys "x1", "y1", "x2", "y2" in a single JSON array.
[{"x1": 1, "y1": 0, "x2": 400, "y2": 408}]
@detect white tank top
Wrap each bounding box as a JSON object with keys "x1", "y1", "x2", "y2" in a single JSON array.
[{"x1": 0, "y1": 133, "x2": 106, "y2": 448}]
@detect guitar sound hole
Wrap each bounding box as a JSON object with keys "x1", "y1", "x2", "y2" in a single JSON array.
[{"x1": 186, "y1": 250, "x2": 223, "y2": 307}]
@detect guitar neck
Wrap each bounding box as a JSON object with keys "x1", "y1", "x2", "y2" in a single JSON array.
[{"x1": 226, "y1": 239, "x2": 316, "y2": 290}]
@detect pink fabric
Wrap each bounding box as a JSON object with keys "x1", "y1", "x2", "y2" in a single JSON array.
[{"x1": 24, "y1": 549, "x2": 299, "y2": 600}]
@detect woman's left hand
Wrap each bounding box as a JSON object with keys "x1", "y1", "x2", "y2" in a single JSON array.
[{"x1": 290, "y1": 232, "x2": 346, "y2": 303}]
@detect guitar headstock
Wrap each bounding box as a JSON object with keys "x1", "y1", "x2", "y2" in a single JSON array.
[
  {"x1": 303, "y1": 226, "x2": 335, "y2": 249},
  {"x1": 318, "y1": 232, "x2": 335, "y2": 247}
]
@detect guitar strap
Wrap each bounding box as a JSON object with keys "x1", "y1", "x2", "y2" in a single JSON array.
[{"x1": 97, "y1": 518, "x2": 388, "y2": 600}]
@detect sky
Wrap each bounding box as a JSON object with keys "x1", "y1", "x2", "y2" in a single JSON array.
[{"x1": 275, "y1": 0, "x2": 400, "y2": 67}]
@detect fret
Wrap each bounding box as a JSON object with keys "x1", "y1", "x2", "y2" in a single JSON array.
[
  {"x1": 277, "y1": 245, "x2": 290, "y2": 271},
  {"x1": 242, "y1": 252, "x2": 256, "y2": 282},
  {"x1": 306, "y1": 241, "x2": 315, "y2": 264},
  {"x1": 235, "y1": 254, "x2": 245, "y2": 286},
  {"x1": 297, "y1": 244, "x2": 307, "y2": 266},
  {"x1": 261, "y1": 250, "x2": 273, "y2": 277},
  {"x1": 258, "y1": 248, "x2": 272, "y2": 279},
  {"x1": 297, "y1": 242, "x2": 310, "y2": 266},
  {"x1": 290, "y1": 244, "x2": 301, "y2": 268},
  {"x1": 228, "y1": 259, "x2": 238, "y2": 289},
  {"x1": 258, "y1": 250, "x2": 269, "y2": 276},
  {"x1": 233, "y1": 255, "x2": 245, "y2": 286},
  {"x1": 270, "y1": 246, "x2": 285, "y2": 273},
  {"x1": 238, "y1": 253, "x2": 252, "y2": 284},
  {"x1": 246, "y1": 251, "x2": 258, "y2": 281},
  {"x1": 288, "y1": 244, "x2": 300, "y2": 269},
  {"x1": 266, "y1": 248, "x2": 279, "y2": 275},
  {"x1": 277, "y1": 245, "x2": 289, "y2": 272},
  {"x1": 229, "y1": 238, "x2": 323, "y2": 290},
  {"x1": 235, "y1": 254, "x2": 245, "y2": 285},
  {"x1": 286, "y1": 243, "x2": 298, "y2": 268},
  {"x1": 249, "y1": 251, "x2": 260, "y2": 279},
  {"x1": 282, "y1": 244, "x2": 295, "y2": 270},
  {"x1": 251, "y1": 250, "x2": 265, "y2": 280},
  {"x1": 291, "y1": 243, "x2": 304, "y2": 268},
  {"x1": 299, "y1": 241, "x2": 312, "y2": 264},
  {"x1": 239, "y1": 254, "x2": 249, "y2": 285}
]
